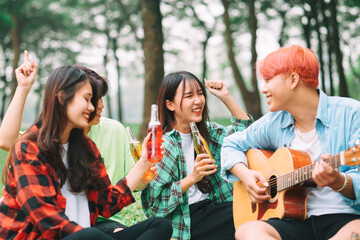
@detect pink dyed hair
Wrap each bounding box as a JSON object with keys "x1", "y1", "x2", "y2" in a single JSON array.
[{"x1": 257, "y1": 45, "x2": 319, "y2": 88}]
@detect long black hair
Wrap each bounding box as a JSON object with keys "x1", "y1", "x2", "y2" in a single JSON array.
[
  {"x1": 157, "y1": 71, "x2": 212, "y2": 193},
  {"x1": 158, "y1": 71, "x2": 211, "y2": 143}
]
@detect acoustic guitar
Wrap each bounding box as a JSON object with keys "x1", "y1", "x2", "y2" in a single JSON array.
[{"x1": 233, "y1": 146, "x2": 360, "y2": 228}]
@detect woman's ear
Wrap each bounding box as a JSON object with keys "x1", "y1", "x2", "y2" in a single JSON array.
[
  {"x1": 289, "y1": 72, "x2": 300, "y2": 90},
  {"x1": 165, "y1": 100, "x2": 175, "y2": 111},
  {"x1": 57, "y1": 90, "x2": 65, "y2": 105}
]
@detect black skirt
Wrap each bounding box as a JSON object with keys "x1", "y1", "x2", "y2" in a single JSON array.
[{"x1": 190, "y1": 199, "x2": 235, "y2": 240}]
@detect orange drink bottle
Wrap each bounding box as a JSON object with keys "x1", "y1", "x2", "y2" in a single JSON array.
[
  {"x1": 147, "y1": 104, "x2": 163, "y2": 163},
  {"x1": 126, "y1": 126, "x2": 156, "y2": 181},
  {"x1": 190, "y1": 122, "x2": 213, "y2": 169}
]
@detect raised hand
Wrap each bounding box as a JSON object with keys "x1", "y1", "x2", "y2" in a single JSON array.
[
  {"x1": 204, "y1": 79, "x2": 230, "y2": 100},
  {"x1": 0, "y1": 50, "x2": 38, "y2": 151},
  {"x1": 204, "y1": 78, "x2": 250, "y2": 120},
  {"x1": 15, "y1": 50, "x2": 38, "y2": 92}
]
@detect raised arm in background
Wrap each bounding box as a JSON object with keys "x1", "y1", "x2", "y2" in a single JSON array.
[
  {"x1": 204, "y1": 79, "x2": 250, "y2": 120},
  {"x1": 0, "y1": 50, "x2": 37, "y2": 151}
]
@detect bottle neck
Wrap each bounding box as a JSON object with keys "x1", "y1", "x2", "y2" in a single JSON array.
[
  {"x1": 149, "y1": 107, "x2": 159, "y2": 124},
  {"x1": 126, "y1": 127, "x2": 138, "y2": 142},
  {"x1": 189, "y1": 122, "x2": 199, "y2": 133}
]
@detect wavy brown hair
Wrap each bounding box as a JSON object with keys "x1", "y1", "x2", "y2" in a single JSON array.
[{"x1": 2, "y1": 66, "x2": 103, "y2": 192}]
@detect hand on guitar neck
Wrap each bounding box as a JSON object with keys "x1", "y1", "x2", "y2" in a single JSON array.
[{"x1": 314, "y1": 154, "x2": 355, "y2": 200}]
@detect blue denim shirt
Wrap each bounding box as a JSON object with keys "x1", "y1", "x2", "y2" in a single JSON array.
[{"x1": 221, "y1": 90, "x2": 360, "y2": 209}]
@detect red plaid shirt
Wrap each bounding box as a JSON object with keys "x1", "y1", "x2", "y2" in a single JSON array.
[{"x1": 0, "y1": 125, "x2": 135, "y2": 239}]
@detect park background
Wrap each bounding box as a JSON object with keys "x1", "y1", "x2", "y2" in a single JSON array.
[{"x1": 1, "y1": 0, "x2": 360, "y2": 226}]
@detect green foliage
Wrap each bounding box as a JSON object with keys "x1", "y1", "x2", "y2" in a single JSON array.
[
  {"x1": 346, "y1": 57, "x2": 360, "y2": 100},
  {"x1": 119, "y1": 192, "x2": 148, "y2": 226},
  {"x1": 0, "y1": 0, "x2": 87, "y2": 116},
  {"x1": 0, "y1": 13, "x2": 11, "y2": 25},
  {"x1": 0, "y1": 148, "x2": 8, "y2": 189}
]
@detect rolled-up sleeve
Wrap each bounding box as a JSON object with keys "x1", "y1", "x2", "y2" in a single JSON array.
[
  {"x1": 221, "y1": 132, "x2": 248, "y2": 182},
  {"x1": 221, "y1": 113, "x2": 274, "y2": 183}
]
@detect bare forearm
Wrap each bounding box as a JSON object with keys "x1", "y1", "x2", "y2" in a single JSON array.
[
  {"x1": 0, "y1": 87, "x2": 30, "y2": 151},
  {"x1": 135, "y1": 181, "x2": 148, "y2": 191},
  {"x1": 329, "y1": 173, "x2": 356, "y2": 200},
  {"x1": 219, "y1": 95, "x2": 249, "y2": 120},
  {"x1": 180, "y1": 175, "x2": 197, "y2": 193},
  {"x1": 125, "y1": 160, "x2": 150, "y2": 192},
  {"x1": 230, "y1": 162, "x2": 249, "y2": 182}
]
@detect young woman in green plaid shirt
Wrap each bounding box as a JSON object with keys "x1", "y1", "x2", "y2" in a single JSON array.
[{"x1": 141, "y1": 71, "x2": 253, "y2": 240}]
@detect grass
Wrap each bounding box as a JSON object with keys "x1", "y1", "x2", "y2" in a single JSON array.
[{"x1": 0, "y1": 149, "x2": 7, "y2": 186}]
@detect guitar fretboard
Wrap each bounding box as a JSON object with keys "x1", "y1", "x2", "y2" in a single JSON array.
[{"x1": 276, "y1": 154, "x2": 342, "y2": 191}]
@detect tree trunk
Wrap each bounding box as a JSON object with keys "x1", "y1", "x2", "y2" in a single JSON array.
[
  {"x1": 329, "y1": 0, "x2": 348, "y2": 97},
  {"x1": 201, "y1": 36, "x2": 209, "y2": 82},
  {"x1": 112, "y1": 38, "x2": 123, "y2": 122},
  {"x1": 103, "y1": 37, "x2": 113, "y2": 119},
  {"x1": 278, "y1": 10, "x2": 287, "y2": 46},
  {"x1": 302, "y1": 7, "x2": 312, "y2": 49},
  {"x1": 221, "y1": 0, "x2": 262, "y2": 119},
  {"x1": 249, "y1": 0, "x2": 261, "y2": 116},
  {"x1": 0, "y1": 44, "x2": 10, "y2": 120},
  {"x1": 11, "y1": 15, "x2": 20, "y2": 98},
  {"x1": 34, "y1": 64, "x2": 43, "y2": 116},
  {"x1": 309, "y1": 0, "x2": 326, "y2": 92},
  {"x1": 321, "y1": 0, "x2": 334, "y2": 95},
  {"x1": 187, "y1": 3, "x2": 215, "y2": 82},
  {"x1": 139, "y1": 0, "x2": 164, "y2": 139}
]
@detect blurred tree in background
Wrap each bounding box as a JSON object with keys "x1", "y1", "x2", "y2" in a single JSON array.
[
  {"x1": 0, "y1": 0, "x2": 82, "y2": 118},
  {"x1": 1, "y1": 0, "x2": 360, "y2": 136}
]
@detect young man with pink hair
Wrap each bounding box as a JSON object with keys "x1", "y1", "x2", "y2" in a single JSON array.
[{"x1": 221, "y1": 45, "x2": 360, "y2": 239}]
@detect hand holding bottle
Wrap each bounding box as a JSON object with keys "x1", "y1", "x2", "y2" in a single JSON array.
[
  {"x1": 125, "y1": 132, "x2": 155, "y2": 191},
  {"x1": 190, "y1": 122, "x2": 213, "y2": 161},
  {"x1": 126, "y1": 126, "x2": 158, "y2": 182},
  {"x1": 137, "y1": 133, "x2": 154, "y2": 168},
  {"x1": 190, "y1": 153, "x2": 217, "y2": 183}
]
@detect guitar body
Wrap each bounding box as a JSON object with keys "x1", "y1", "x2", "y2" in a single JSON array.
[{"x1": 233, "y1": 148, "x2": 313, "y2": 228}]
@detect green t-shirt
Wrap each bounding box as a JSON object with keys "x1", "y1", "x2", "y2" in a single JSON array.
[{"x1": 87, "y1": 117, "x2": 135, "y2": 224}]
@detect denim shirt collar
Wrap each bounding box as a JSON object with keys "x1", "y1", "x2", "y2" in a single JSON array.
[
  {"x1": 315, "y1": 89, "x2": 330, "y2": 127},
  {"x1": 280, "y1": 89, "x2": 329, "y2": 129}
]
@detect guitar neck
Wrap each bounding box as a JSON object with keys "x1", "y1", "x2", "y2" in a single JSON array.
[{"x1": 277, "y1": 153, "x2": 343, "y2": 191}]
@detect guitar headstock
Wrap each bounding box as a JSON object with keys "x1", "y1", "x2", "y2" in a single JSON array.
[{"x1": 343, "y1": 144, "x2": 360, "y2": 166}]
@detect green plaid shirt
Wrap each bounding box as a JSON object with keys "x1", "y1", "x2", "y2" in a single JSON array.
[{"x1": 141, "y1": 116, "x2": 253, "y2": 240}]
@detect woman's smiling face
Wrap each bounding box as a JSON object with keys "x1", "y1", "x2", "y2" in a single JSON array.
[
  {"x1": 167, "y1": 79, "x2": 205, "y2": 131},
  {"x1": 65, "y1": 81, "x2": 95, "y2": 130}
]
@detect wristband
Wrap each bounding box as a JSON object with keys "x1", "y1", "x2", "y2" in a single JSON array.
[{"x1": 331, "y1": 173, "x2": 349, "y2": 192}]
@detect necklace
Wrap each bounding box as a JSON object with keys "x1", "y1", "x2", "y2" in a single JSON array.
[{"x1": 295, "y1": 127, "x2": 317, "y2": 143}]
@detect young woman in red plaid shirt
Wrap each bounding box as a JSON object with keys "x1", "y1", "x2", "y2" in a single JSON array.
[{"x1": 0, "y1": 65, "x2": 171, "y2": 240}]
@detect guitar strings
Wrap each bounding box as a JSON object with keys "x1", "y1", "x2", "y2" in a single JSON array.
[{"x1": 263, "y1": 154, "x2": 341, "y2": 189}]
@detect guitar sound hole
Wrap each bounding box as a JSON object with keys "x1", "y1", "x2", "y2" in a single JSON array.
[{"x1": 269, "y1": 175, "x2": 277, "y2": 198}]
